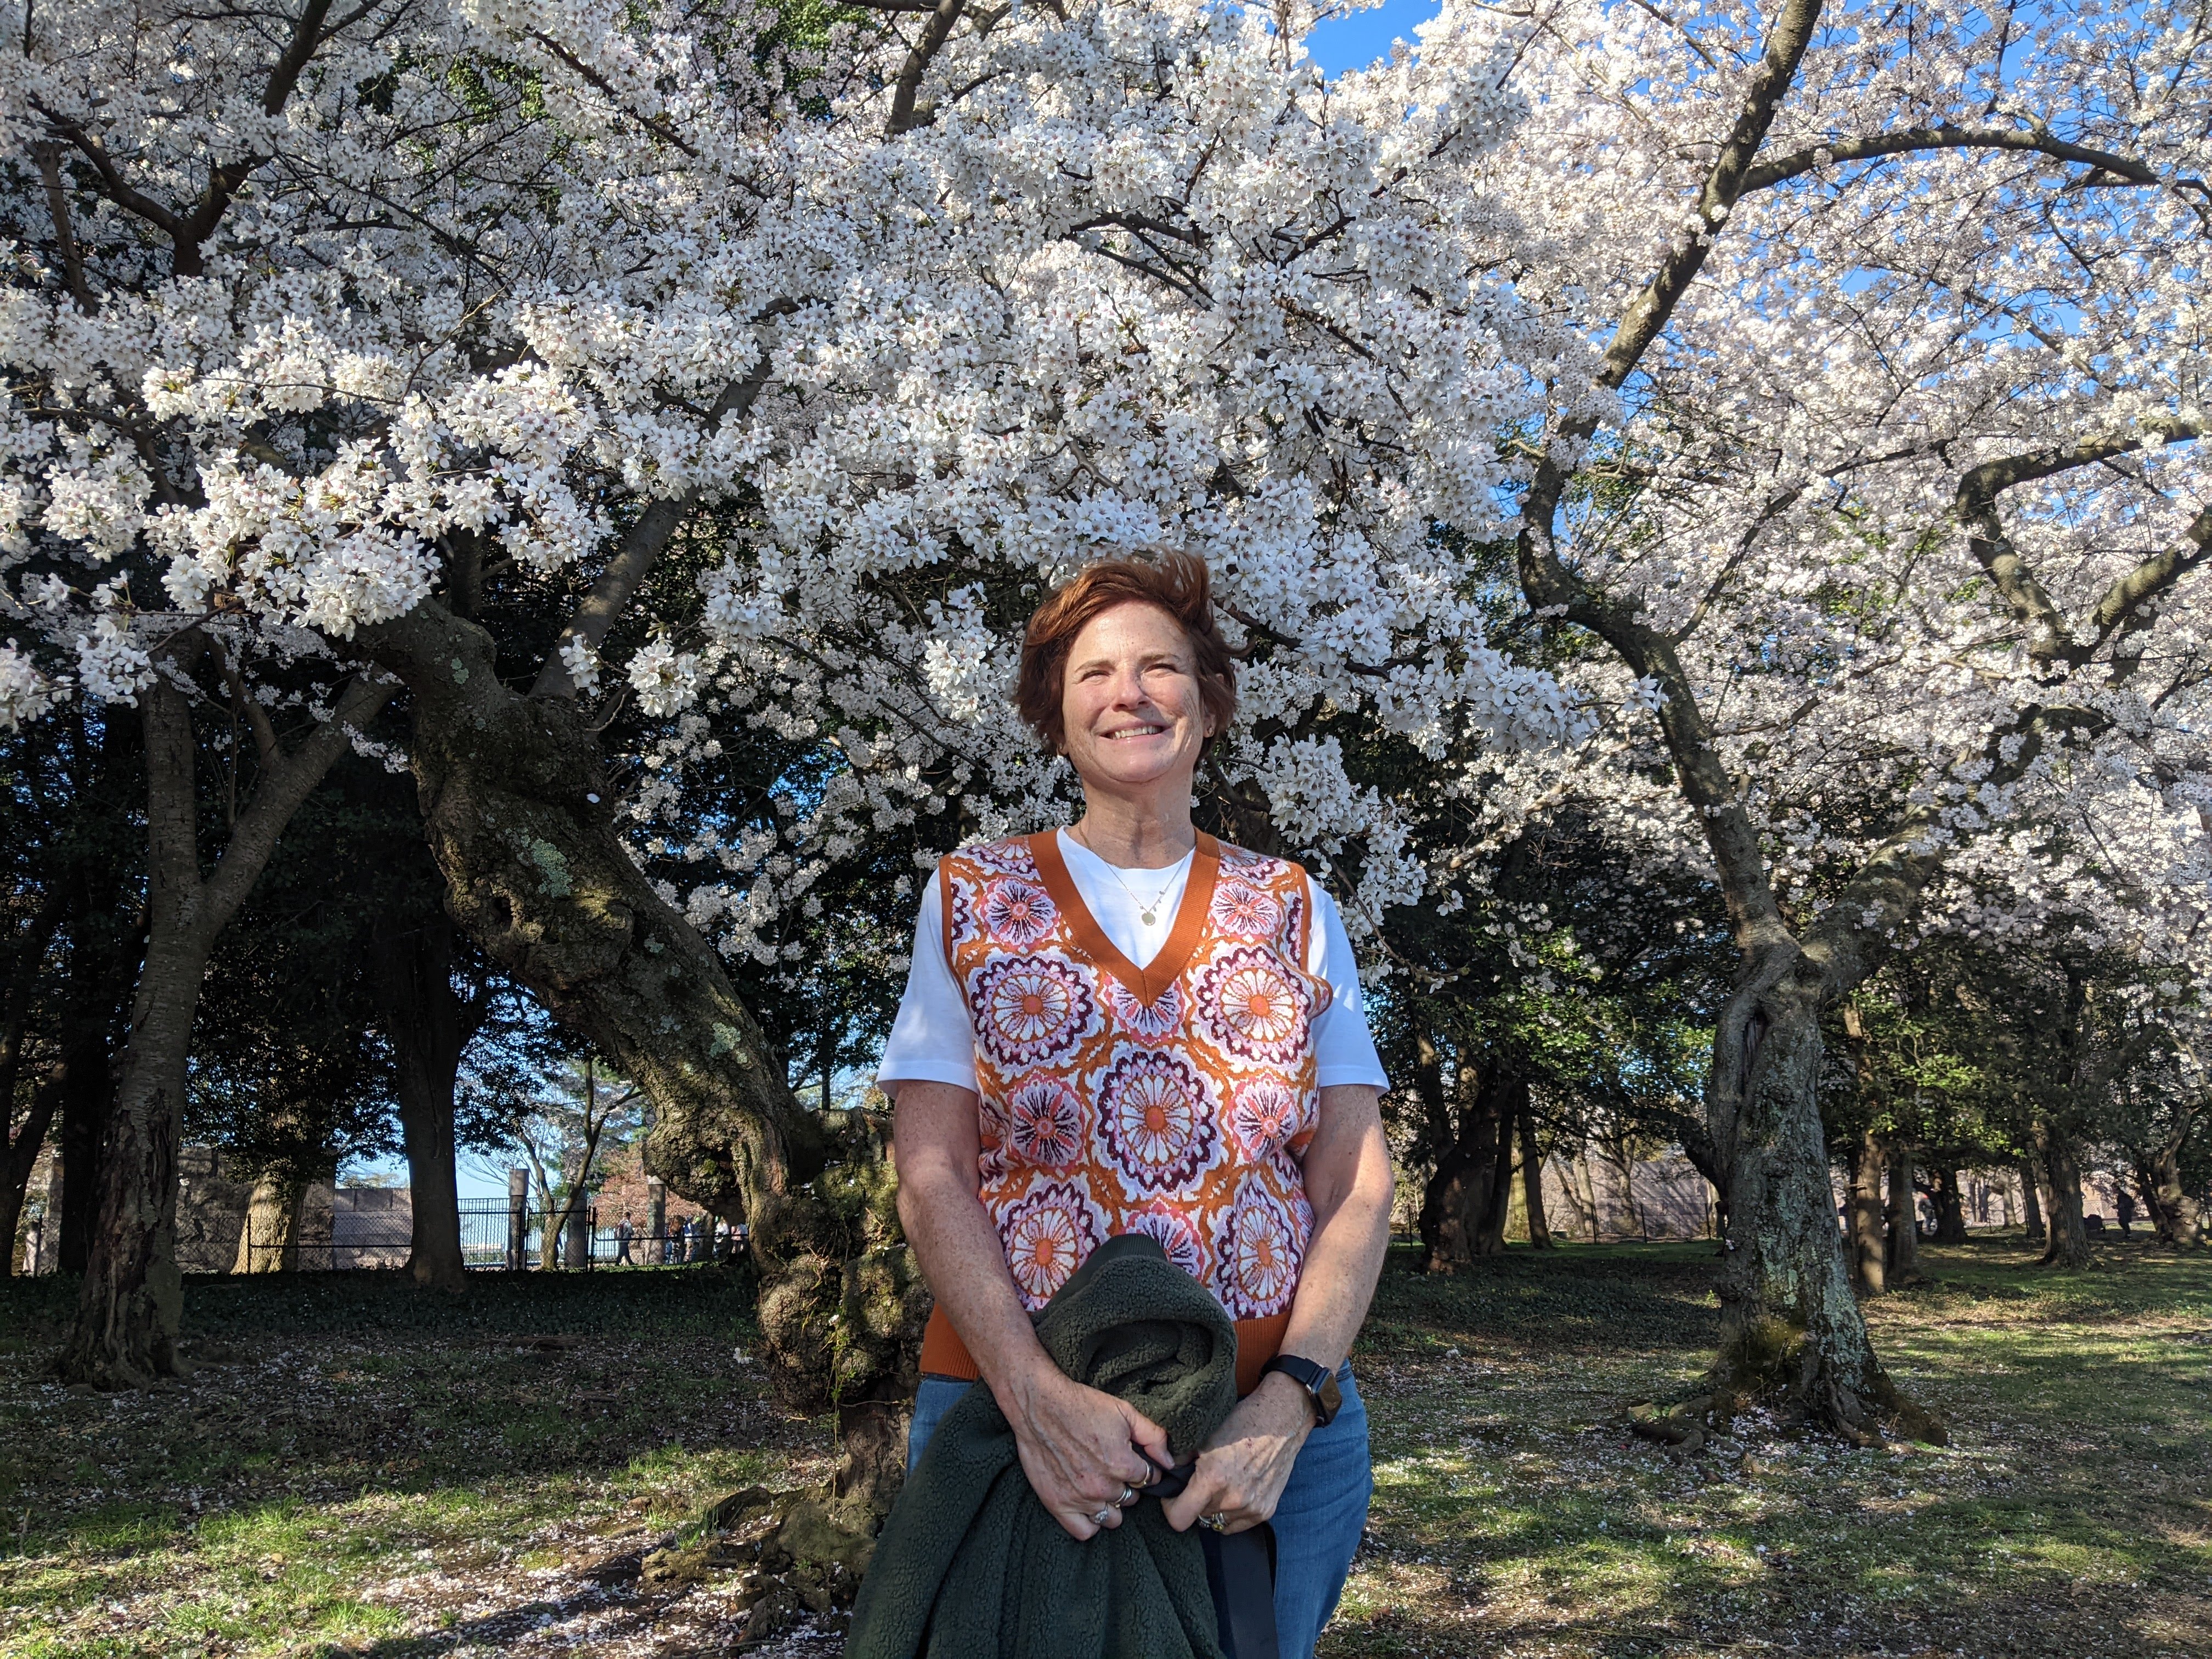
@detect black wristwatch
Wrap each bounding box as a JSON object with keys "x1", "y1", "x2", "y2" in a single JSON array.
[{"x1": 1261, "y1": 1353, "x2": 1342, "y2": 1427}]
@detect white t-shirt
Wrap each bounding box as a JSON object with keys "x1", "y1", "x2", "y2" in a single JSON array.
[{"x1": 876, "y1": 830, "x2": 1389, "y2": 1093}]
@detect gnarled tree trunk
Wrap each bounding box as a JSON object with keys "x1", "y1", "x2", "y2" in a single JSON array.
[
  {"x1": 1706, "y1": 970, "x2": 1931, "y2": 1441},
  {"x1": 2136, "y1": 1106, "x2": 2204, "y2": 1248},
  {"x1": 360, "y1": 597, "x2": 927, "y2": 1502},
  {"x1": 1420, "y1": 1064, "x2": 1517, "y2": 1269}
]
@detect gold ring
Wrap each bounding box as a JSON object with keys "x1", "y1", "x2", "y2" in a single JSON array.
[{"x1": 1201, "y1": 1511, "x2": 1228, "y2": 1532}]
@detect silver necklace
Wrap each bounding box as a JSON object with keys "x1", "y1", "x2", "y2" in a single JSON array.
[{"x1": 1072, "y1": 830, "x2": 1184, "y2": 927}]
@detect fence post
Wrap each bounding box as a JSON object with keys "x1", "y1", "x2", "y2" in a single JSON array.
[
  {"x1": 507, "y1": 1168, "x2": 528, "y2": 1271},
  {"x1": 647, "y1": 1177, "x2": 666, "y2": 1266}
]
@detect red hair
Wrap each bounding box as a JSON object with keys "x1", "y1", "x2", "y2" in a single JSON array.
[{"x1": 1013, "y1": 552, "x2": 1239, "y2": 756}]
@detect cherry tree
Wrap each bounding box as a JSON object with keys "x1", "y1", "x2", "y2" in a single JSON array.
[{"x1": 1397, "y1": 0, "x2": 2212, "y2": 1431}]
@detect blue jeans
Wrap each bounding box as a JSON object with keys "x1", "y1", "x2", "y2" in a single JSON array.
[{"x1": 906, "y1": 1365, "x2": 1370, "y2": 1659}]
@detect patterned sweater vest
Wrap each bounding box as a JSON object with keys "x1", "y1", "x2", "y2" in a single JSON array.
[{"x1": 916, "y1": 830, "x2": 1331, "y2": 1397}]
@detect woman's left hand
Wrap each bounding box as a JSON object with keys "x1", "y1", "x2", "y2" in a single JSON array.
[{"x1": 1160, "y1": 1374, "x2": 1314, "y2": 1534}]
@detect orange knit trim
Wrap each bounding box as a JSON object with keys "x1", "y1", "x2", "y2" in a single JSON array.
[
  {"x1": 918, "y1": 1302, "x2": 1291, "y2": 1401},
  {"x1": 1026, "y1": 830, "x2": 1221, "y2": 1007}
]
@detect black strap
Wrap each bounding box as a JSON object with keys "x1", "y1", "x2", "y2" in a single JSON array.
[{"x1": 1143, "y1": 1454, "x2": 1279, "y2": 1659}]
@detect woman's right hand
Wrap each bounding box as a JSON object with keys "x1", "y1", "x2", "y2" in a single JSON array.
[{"x1": 998, "y1": 1362, "x2": 1170, "y2": 1539}]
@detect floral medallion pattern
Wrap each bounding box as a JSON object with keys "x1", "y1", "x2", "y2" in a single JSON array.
[
  {"x1": 998, "y1": 1178, "x2": 1107, "y2": 1309},
  {"x1": 984, "y1": 877, "x2": 1057, "y2": 946},
  {"x1": 1102, "y1": 978, "x2": 1183, "y2": 1044},
  {"x1": 945, "y1": 874, "x2": 980, "y2": 950},
  {"x1": 1096, "y1": 1049, "x2": 1220, "y2": 1193},
  {"x1": 942, "y1": 835, "x2": 1325, "y2": 1334},
  {"x1": 1190, "y1": 945, "x2": 1312, "y2": 1068},
  {"x1": 1228, "y1": 1077, "x2": 1302, "y2": 1160},
  {"x1": 1126, "y1": 1201, "x2": 1208, "y2": 1282},
  {"x1": 1211, "y1": 1175, "x2": 1306, "y2": 1319},
  {"x1": 1003, "y1": 1073, "x2": 1084, "y2": 1169},
  {"x1": 1210, "y1": 879, "x2": 1283, "y2": 939},
  {"x1": 969, "y1": 953, "x2": 1097, "y2": 1070}
]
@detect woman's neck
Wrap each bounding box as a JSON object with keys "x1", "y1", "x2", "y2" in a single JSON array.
[{"x1": 1068, "y1": 792, "x2": 1197, "y2": 870}]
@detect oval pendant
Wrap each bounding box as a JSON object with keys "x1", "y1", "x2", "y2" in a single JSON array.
[{"x1": 1141, "y1": 911, "x2": 1156, "y2": 926}]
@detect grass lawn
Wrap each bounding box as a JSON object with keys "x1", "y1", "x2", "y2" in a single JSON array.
[{"x1": 2, "y1": 1239, "x2": 2206, "y2": 1657}]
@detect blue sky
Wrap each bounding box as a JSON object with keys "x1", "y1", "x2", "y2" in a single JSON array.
[{"x1": 1305, "y1": 0, "x2": 1444, "y2": 76}]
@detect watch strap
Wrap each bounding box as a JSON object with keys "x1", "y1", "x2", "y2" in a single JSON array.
[{"x1": 1261, "y1": 1353, "x2": 1337, "y2": 1425}]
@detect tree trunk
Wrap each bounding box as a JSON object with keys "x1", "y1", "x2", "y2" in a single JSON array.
[
  {"x1": 369, "y1": 921, "x2": 471, "y2": 1289},
  {"x1": 232, "y1": 1170, "x2": 306, "y2": 1273},
  {"x1": 1884, "y1": 1143, "x2": 1921, "y2": 1284},
  {"x1": 57, "y1": 648, "x2": 388, "y2": 1387},
  {"x1": 1930, "y1": 1167, "x2": 1968, "y2": 1243},
  {"x1": 1519, "y1": 1107, "x2": 1553, "y2": 1249},
  {"x1": 359, "y1": 600, "x2": 823, "y2": 1222},
  {"x1": 1848, "y1": 1128, "x2": 1886, "y2": 1295},
  {"x1": 359, "y1": 596, "x2": 924, "y2": 1504},
  {"x1": 2018, "y1": 1158, "x2": 2046, "y2": 1244},
  {"x1": 1707, "y1": 974, "x2": 1926, "y2": 1442},
  {"x1": 2138, "y1": 1108, "x2": 2203, "y2": 1248},
  {"x1": 1425, "y1": 1066, "x2": 1516, "y2": 1268},
  {"x1": 2038, "y1": 1125, "x2": 2091, "y2": 1269},
  {"x1": 57, "y1": 672, "x2": 216, "y2": 1385},
  {"x1": 1474, "y1": 1077, "x2": 1522, "y2": 1255},
  {"x1": 1, "y1": 1078, "x2": 60, "y2": 1277},
  {"x1": 55, "y1": 929, "x2": 207, "y2": 1382}
]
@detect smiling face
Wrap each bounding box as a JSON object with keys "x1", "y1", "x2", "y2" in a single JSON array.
[{"x1": 1059, "y1": 600, "x2": 1214, "y2": 799}]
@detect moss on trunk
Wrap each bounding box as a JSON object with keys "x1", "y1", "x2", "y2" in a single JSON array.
[{"x1": 1709, "y1": 975, "x2": 1939, "y2": 1443}]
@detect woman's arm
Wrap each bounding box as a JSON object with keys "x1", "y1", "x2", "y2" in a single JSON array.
[
  {"x1": 1161, "y1": 1082, "x2": 1393, "y2": 1533},
  {"x1": 892, "y1": 1079, "x2": 1169, "y2": 1536}
]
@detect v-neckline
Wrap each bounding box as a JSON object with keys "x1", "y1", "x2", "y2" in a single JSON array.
[{"x1": 1028, "y1": 829, "x2": 1220, "y2": 1008}]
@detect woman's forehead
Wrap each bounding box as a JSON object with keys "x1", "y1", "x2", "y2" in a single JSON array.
[{"x1": 1068, "y1": 601, "x2": 1192, "y2": 662}]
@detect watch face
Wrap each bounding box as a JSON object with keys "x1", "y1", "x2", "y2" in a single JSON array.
[{"x1": 1316, "y1": 1369, "x2": 1342, "y2": 1423}]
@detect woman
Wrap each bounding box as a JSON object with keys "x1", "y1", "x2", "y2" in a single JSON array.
[{"x1": 880, "y1": 553, "x2": 1394, "y2": 1659}]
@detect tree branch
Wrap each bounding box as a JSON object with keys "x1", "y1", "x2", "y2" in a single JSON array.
[
  {"x1": 531, "y1": 315, "x2": 794, "y2": 699},
  {"x1": 887, "y1": 0, "x2": 964, "y2": 137},
  {"x1": 1597, "y1": 0, "x2": 1824, "y2": 390},
  {"x1": 33, "y1": 142, "x2": 94, "y2": 313},
  {"x1": 1742, "y1": 122, "x2": 2170, "y2": 194},
  {"x1": 1955, "y1": 417, "x2": 2207, "y2": 667}
]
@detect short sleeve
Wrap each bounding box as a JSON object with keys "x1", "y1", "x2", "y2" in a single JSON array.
[
  {"x1": 874, "y1": 873, "x2": 982, "y2": 1093},
  {"x1": 1306, "y1": 886, "x2": 1390, "y2": 1090}
]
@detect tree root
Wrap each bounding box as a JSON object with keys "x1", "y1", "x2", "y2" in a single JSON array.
[
  {"x1": 1627, "y1": 1317, "x2": 1946, "y2": 1449},
  {"x1": 639, "y1": 1483, "x2": 882, "y2": 1644}
]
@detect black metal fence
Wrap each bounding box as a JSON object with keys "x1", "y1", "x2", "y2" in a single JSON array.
[{"x1": 228, "y1": 1200, "x2": 743, "y2": 1272}]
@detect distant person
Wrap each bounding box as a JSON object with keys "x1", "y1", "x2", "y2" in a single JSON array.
[
  {"x1": 682, "y1": 1216, "x2": 699, "y2": 1263},
  {"x1": 22, "y1": 1215, "x2": 43, "y2": 1276},
  {"x1": 616, "y1": 1214, "x2": 635, "y2": 1265},
  {"x1": 2115, "y1": 1190, "x2": 2136, "y2": 1237}
]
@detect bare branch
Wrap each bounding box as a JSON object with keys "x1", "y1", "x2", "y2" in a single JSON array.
[{"x1": 1742, "y1": 122, "x2": 2171, "y2": 194}]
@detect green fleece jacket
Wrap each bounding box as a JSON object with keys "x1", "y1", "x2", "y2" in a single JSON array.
[{"x1": 845, "y1": 1233, "x2": 1238, "y2": 1659}]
